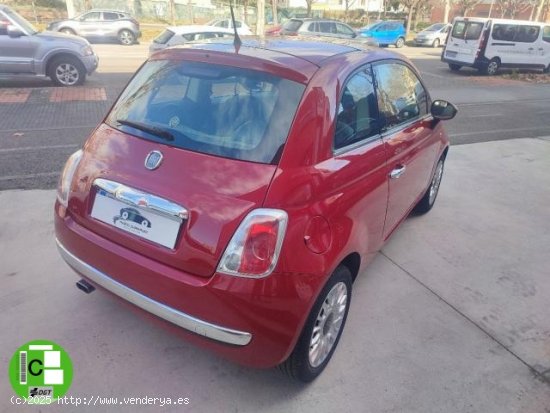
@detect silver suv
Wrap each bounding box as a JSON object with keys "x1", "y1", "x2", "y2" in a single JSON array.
[
  {"x1": 47, "y1": 9, "x2": 141, "y2": 45},
  {"x1": 0, "y1": 5, "x2": 98, "y2": 86},
  {"x1": 280, "y1": 18, "x2": 357, "y2": 38}
]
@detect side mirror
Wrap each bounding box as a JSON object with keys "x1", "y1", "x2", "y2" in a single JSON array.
[
  {"x1": 431, "y1": 100, "x2": 458, "y2": 120},
  {"x1": 7, "y1": 25, "x2": 24, "y2": 38}
]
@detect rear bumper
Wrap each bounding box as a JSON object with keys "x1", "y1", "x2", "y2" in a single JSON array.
[
  {"x1": 441, "y1": 53, "x2": 489, "y2": 69},
  {"x1": 57, "y1": 239, "x2": 252, "y2": 346},
  {"x1": 55, "y1": 202, "x2": 321, "y2": 368}
]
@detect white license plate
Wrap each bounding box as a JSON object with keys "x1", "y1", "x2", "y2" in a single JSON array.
[
  {"x1": 91, "y1": 190, "x2": 181, "y2": 249},
  {"x1": 446, "y1": 50, "x2": 458, "y2": 58}
]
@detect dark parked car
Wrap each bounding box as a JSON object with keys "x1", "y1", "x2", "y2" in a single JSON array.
[
  {"x1": 47, "y1": 9, "x2": 141, "y2": 45},
  {"x1": 280, "y1": 18, "x2": 357, "y2": 38},
  {"x1": 56, "y1": 38, "x2": 456, "y2": 382},
  {"x1": 0, "y1": 5, "x2": 98, "y2": 86}
]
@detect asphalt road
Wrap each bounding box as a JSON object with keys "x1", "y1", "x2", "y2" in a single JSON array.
[{"x1": 1, "y1": 43, "x2": 549, "y2": 191}]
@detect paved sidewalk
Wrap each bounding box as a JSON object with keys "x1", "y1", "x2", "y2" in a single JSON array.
[{"x1": 1, "y1": 138, "x2": 549, "y2": 412}]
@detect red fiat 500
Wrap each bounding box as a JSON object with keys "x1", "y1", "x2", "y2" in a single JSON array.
[{"x1": 55, "y1": 39, "x2": 456, "y2": 382}]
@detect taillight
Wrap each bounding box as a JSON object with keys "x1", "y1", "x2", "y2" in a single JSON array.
[
  {"x1": 476, "y1": 29, "x2": 489, "y2": 58},
  {"x1": 57, "y1": 149, "x2": 83, "y2": 207},
  {"x1": 217, "y1": 209, "x2": 288, "y2": 278}
]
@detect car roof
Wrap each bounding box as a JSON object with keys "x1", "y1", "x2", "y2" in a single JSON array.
[
  {"x1": 86, "y1": 9, "x2": 129, "y2": 14},
  {"x1": 151, "y1": 37, "x2": 405, "y2": 84},
  {"x1": 289, "y1": 18, "x2": 342, "y2": 22},
  {"x1": 166, "y1": 25, "x2": 235, "y2": 35}
]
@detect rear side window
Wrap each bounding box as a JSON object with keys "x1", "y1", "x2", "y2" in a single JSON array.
[
  {"x1": 492, "y1": 24, "x2": 540, "y2": 42},
  {"x1": 452, "y1": 21, "x2": 483, "y2": 40},
  {"x1": 103, "y1": 12, "x2": 119, "y2": 21},
  {"x1": 544, "y1": 26, "x2": 550, "y2": 43},
  {"x1": 374, "y1": 63, "x2": 428, "y2": 130},
  {"x1": 319, "y1": 22, "x2": 336, "y2": 34},
  {"x1": 106, "y1": 61, "x2": 305, "y2": 164},
  {"x1": 82, "y1": 12, "x2": 100, "y2": 21},
  {"x1": 153, "y1": 29, "x2": 174, "y2": 44}
]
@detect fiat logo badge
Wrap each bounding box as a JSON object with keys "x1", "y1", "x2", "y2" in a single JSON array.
[{"x1": 144, "y1": 150, "x2": 163, "y2": 170}]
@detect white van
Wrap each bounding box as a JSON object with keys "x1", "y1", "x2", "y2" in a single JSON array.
[{"x1": 442, "y1": 17, "x2": 550, "y2": 75}]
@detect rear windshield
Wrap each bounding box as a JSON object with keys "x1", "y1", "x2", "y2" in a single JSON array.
[
  {"x1": 153, "y1": 29, "x2": 174, "y2": 44},
  {"x1": 106, "y1": 60, "x2": 305, "y2": 164},
  {"x1": 283, "y1": 19, "x2": 303, "y2": 32},
  {"x1": 425, "y1": 23, "x2": 445, "y2": 31},
  {"x1": 451, "y1": 21, "x2": 483, "y2": 40}
]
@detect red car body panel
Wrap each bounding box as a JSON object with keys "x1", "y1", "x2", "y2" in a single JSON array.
[{"x1": 55, "y1": 40, "x2": 450, "y2": 368}]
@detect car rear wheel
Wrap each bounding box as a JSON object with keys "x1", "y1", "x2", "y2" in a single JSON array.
[
  {"x1": 482, "y1": 58, "x2": 500, "y2": 76},
  {"x1": 432, "y1": 38, "x2": 440, "y2": 48},
  {"x1": 121, "y1": 211, "x2": 129, "y2": 220},
  {"x1": 414, "y1": 156, "x2": 445, "y2": 214},
  {"x1": 395, "y1": 37, "x2": 405, "y2": 48},
  {"x1": 48, "y1": 56, "x2": 86, "y2": 87},
  {"x1": 448, "y1": 63, "x2": 461, "y2": 72},
  {"x1": 118, "y1": 30, "x2": 135, "y2": 45},
  {"x1": 279, "y1": 265, "x2": 352, "y2": 382}
]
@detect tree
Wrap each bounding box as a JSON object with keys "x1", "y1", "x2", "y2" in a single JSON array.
[
  {"x1": 272, "y1": 0, "x2": 278, "y2": 25},
  {"x1": 455, "y1": 0, "x2": 482, "y2": 16},
  {"x1": 305, "y1": 0, "x2": 318, "y2": 17},
  {"x1": 344, "y1": 0, "x2": 357, "y2": 21},
  {"x1": 495, "y1": 0, "x2": 537, "y2": 18},
  {"x1": 534, "y1": 0, "x2": 547, "y2": 20},
  {"x1": 400, "y1": 0, "x2": 421, "y2": 34}
]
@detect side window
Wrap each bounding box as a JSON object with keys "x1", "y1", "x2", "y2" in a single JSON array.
[
  {"x1": 82, "y1": 12, "x2": 101, "y2": 21},
  {"x1": 336, "y1": 23, "x2": 354, "y2": 36},
  {"x1": 515, "y1": 25, "x2": 540, "y2": 42},
  {"x1": 544, "y1": 26, "x2": 550, "y2": 43},
  {"x1": 374, "y1": 63, "x2": 428, "y2": 130},
  {"x1": 492, "y1": 24, "x2": 517, "y2": 41},
  {"x1": 195, "y1": 32, "x2": 218, "y2": 40},
  {"x1": 235, "y1": 21, "x2": 242, "y2": 28},
  {"x1": 217, "y1": 20, "x2": 228, "y2": 28},
  {"x1": 334, "y1": 66, "x2": 379, "y2": 150},
  {"x1": 103, "y1": 12, "x2": 119, "y2": 21},
  {"x1": 0, "y1": 18, "x2": 9, "y2": 36},
  {"x1": 306, "y1": 22, "x2": 316, "y2": 32}
]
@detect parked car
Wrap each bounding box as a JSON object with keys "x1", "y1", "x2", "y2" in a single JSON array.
[
  {"x1": 206, "y1": 18, "x2": 252, "y2": 35},
  {"x1": 149, "y1": 25, "x2": 234, "y2": 56},
  {"x1": 442, "y1": 17, "x2": 550, "y2": 75},
  {"x1": 414, "y1": 23, "x2": 451, "y2": 47},
  {"x1": 358, "y1": 20, "x2": 406, "y2": 47},
  {"x1": 47, "y1": 9, "x2": 141, "y2": 45},
  {"x1": 280, "y1": 18, "x2": 357, "y2": 38},
  {"x1": 55, "y1": 38, "x2": 456, "y2": 382},
  {"x1": 0, "y1": 5, "x2": 98, "y2": 86}
]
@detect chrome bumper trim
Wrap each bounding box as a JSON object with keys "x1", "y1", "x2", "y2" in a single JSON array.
[{"x1": 56, "y1": 238, "x2": 252, "y2": 346}]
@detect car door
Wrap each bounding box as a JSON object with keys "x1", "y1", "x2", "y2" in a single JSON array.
[
  {"x1": 0, "y1": 15, "x2": 35, "y2": 73},
  {"x1": 336, "y1": 22, "x2": 356, "y2": 39},
  {"x1": 327, "y1": 65, "x2": 388, "y2": 257},
  {"x1": 373, "y1": 61, "x2": 439, "y2": 239},
  {"x1": 102, "y1": 11, "x2": 121, "y2": 37},
  {"x1": 77, "y1": 11, "x2": 101, "y2": 37},
  {"x1": 542, "y1": 26, "x2": 550, "y2": 68},
  {"x1": 375, "y1": 23, "x2": 389, "y2": 44}
]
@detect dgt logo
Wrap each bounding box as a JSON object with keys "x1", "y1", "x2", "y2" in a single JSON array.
[{"x1": 9, "y1": 340, "x2": 72, "y2": 403}]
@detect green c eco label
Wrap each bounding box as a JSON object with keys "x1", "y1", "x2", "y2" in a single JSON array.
[{"x1": 9, "y1": 340, "x2": 73, "y2": 403}]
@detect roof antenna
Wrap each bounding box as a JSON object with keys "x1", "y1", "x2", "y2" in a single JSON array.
[{"x1": 229, "y1": 0, "x2": 242, "y2": 53}]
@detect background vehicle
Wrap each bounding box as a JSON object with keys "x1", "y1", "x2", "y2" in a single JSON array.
[
  {"x1": 442, "y1": 17, "x2": 550, "y2": 75},
  {"x1": 149, "y1": 26, "x2": 234, "y2": 56},
  {"x1": 0, "y1": 5, "x2": 98, "y2": 86},
  {"x1": 414, "y1": 23, "x2": 451, "y2": 47},
  {"x1": 358, "y1": 20, "x2": 406, "y2": 47},
  {"x1": 280, "y1": 18, "x2": 357, "y2": 38},
  {"x1": 206, "y1": 18, "x2": 252, "y2": 35},
  {"x1": 55, "y1": 39, "x2": 455, "y2": 383},
  {"x1": 47, "y1": 9, "x2": 141, "y2": 45}
]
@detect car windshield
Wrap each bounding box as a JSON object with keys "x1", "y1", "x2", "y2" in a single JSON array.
[
  {"x1": 153, "y1": 29, "x2": 174, "y2": 44},
  {"x1": 3, "y1": 8, "x2": 37, "y2": 35},
  {"x1": 106, "y1": 60, "x2": 305, "y2": 164},
  {"x1": 283, "y1": 19, "x2": 303, "y2": 31},
  {"x1": 361, "y1": 22, "x2": 380, "y2": 31},
  {"x1": 425, "y1": 23, "x2": 445, "y2": 31}
]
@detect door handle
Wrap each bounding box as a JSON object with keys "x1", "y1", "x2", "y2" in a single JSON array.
[{"x1": 390, "y1": 165, "x2": 406, "y2": 179}]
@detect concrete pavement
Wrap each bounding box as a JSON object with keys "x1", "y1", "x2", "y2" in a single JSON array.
[{"x1": 1, "y1": 138, "x2": 549, "y2": 412}]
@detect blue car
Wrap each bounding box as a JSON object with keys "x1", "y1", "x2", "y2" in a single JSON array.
[{"x1": 358, "y1": 21, "x2": 406, "y2": 48}]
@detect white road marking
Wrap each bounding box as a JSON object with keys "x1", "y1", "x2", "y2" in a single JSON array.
[
  {"x1": 450, "y1": 126, "x2": 550, "y2": 137},
  {"x1": 468, "y1": 114, "x2": 503, "y2": 118},
  {"x1": 0, "y1": 144, "x2": 78, "y2": 153},
  {"x1": 0, "y1": 172, "x2": 59, "y2": 181}
]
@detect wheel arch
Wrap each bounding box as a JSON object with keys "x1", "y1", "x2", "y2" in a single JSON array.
[
  {"x1": 339, "y1": 252, "x2": 361, "y2": 283},
  {"x1": 45, "y1": 51, "x2": 84, "y2": 76}
]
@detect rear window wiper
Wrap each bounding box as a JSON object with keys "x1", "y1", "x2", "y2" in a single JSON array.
[{"x1": 116, "y1": 119, "x2": 174, "y2": 141}]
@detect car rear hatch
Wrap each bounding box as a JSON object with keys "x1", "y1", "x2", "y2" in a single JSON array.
[
  {"x1": 444, "y1": 18, "x2": 487, "y2": 64},
  {"x1": 68, "y1": 57, "x2": 306, "y2": 278}
]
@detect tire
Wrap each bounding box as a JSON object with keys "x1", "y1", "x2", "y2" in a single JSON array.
[
  {"x1": 395, "y1": 37, "x2": 405, "y2": 48},
  {"x1": 432, "y1": 38, "x2": 440, "y2": 48},
  {"x1": 48, "y1": 56, "x2": 86, "y2": 87},
  {"x1": 141, "y1": 219, "x2": 149, "y2": 227},
  {"x1": 482, "y1": 58, "x2": 500, "y2": 76},
  {"x1": 279, "y1": 265, "x2": 352, "y2": 382},
  {"x1": 121, "y1": 211, "x2": 129, "y2": 220},
  {"x1": 118, "y1": 29, "x2": 135, "y2": 45},
  {"x1": 60, "y1": 28, "x2": 76, "y2": 35},
  {"x1": 414, "y1": 156, "x2": 445, "y2": 214},
  {"x1": 448, "y1": 63, "x2": 461, "y2": 72}
]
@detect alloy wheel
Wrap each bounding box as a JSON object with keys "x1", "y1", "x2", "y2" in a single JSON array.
[{"x1": 55, "y1": 63, "x2": 80, "y2": 86}]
